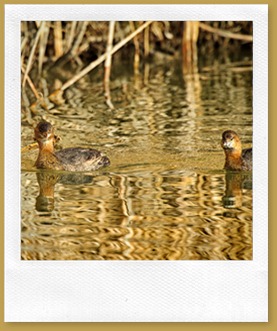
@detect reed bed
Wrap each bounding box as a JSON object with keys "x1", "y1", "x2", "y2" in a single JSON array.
[{"x1": 21, "y1": 21, "x2": 252, "y2": 115}]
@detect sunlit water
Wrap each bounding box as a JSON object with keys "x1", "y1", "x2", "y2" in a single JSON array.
[{"x1": 21, "y1": 54, "x2": 253, "y2": 260}]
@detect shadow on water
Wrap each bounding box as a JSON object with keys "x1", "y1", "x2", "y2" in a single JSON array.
[
  {"x1": 222, "y1": 172, "x2": 252, "y2": 209},
  {"x1": 35, "y1": 171, "x2": 95, "y2": 212}
]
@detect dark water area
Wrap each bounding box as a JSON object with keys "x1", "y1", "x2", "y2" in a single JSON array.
[{"x1": 21, "y1": 50, "x2": 253, "y2": 260}]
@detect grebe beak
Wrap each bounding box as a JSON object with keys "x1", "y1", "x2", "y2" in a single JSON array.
[{"x1": 222, "y1": 140, "x2": 233, "y2": 149}]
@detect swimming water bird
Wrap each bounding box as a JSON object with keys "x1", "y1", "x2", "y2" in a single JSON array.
[
  {"x1": 34, "y1": 121, "x2": 110, "y2": 171},
  {"x1": 221, "y1": 130, "x2": 252, "y2": 171}
]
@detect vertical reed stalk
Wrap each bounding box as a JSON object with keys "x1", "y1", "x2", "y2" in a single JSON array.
[
  {"x1": 66, "y1": 21, "x2": 77, "y2": 52},
  {"x1": 182, "y1": 21, "x2": 199, "y2": 74},
  {"x1": 38, "y1": 22, "x2": 50, "y2": 75},
  {"x1": 71, "y1": 21, "x2": 89, "y2": 57},
  {"x1": 129, "y1": 21, "x2": 140, "y2": 72},
  {"x1": 192, "y1": 21, "x2": 200, "y2": 65},
  {"x1": 104, "y1": 21, "x2": 116, "y2": 109},
  {"x1": 53, "y1": 21, "x2": 63, "y2": 59},
  {"x1": 144, "y1": 26, "x2": 150, "y2": 57}
]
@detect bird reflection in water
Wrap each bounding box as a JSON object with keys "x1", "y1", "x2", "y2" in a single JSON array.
[
  {"x1": 35, "y1": 171, "x2": 94, "y2": 212},
  {"x1": 222, "y1": 171, "x2": 252, "y2": 209}
]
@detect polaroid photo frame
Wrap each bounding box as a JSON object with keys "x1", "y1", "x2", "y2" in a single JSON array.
[{"x1": 5, "y1": 4, "x2": 268, "y2": 322}]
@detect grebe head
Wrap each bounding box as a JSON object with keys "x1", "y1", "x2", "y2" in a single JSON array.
[
  {"x1": 221, "y1": 130, "x2": 242, "y2": 151},
  {"x1": 34, "y1": 121, "x2": 59, "y2": 145}
]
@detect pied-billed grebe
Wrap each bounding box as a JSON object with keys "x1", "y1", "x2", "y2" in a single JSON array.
[
  {"x1": 34, "y1": 121, "x2": 110, "y2": 171},
  {"x1": 221, "y1": 130, "x2": 252, "y2": 171}
]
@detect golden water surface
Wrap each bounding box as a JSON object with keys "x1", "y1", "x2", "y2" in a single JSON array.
[{"x1": 21, "y1": 54, "x2": 253, "y2": 260}]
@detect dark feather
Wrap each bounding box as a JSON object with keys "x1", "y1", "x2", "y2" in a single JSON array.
[{"x1": 55, "y1": 148, "x2": 110, "y2": 171}]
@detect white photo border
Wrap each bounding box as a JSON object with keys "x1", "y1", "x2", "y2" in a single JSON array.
[{"x1": 5, "y1": 4, "x2": 268, "y2": 322}]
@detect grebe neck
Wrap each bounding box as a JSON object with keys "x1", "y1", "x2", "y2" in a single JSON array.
[{"x1": 37, "y1": 140, "x2": 55, "y2": 154}]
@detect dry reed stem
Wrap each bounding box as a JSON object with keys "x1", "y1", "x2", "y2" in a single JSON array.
[
  {"x1": 66, "y1": 21, "x2": 77, "y2": 52},
  {"x1": 22, "y1": 21, "x2": 46, "y2": 87},
  {"x1": 104, "y1": 21, "x2": 115, "y2": 81},
  {"x1": 53, "y1": 21, "x2": 63, "y2": 59},
  {"x1": 34, "y1": 21, "x2": 42, "y2": 29},
  {"x1": 129, "y1": 21, "x2": 140, "y2": 71},
  {"x1": 71, "y1": 21, "x2": 89, "y2": 56},
  {"x1": 144, "y1": 26, "x2": 150, "y2": 57},
  {"x1": 61, "y1": 21, "x2": 153, "y2": 91},
  {"x1": 182, "y1": 22, "x2": 200, "y2": 74},
  {"x1": 183, "y1": 21, "x2": 192, "y2": 64},
  {"x1": 21, "y1": 67, "x2": 41, "y2": 100},
  {"x1": 38, "y1": 22, "x2": 50, "y2": 75},
  {"x1": 21, "y1": 36, "x2": 28, "y2": 52},
  {"x1": 192, "y1": 22, "x2": 199, "y2": 65},
  {"x1": 199, "y1": 22, "x2": 253, "y2": 42},
  {"x1": 104, "y1": 21, "x2": 116, "y2": 110}
]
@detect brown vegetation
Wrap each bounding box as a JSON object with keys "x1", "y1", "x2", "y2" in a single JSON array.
[{"x1": 21, "y1": 21, "x2": 252, "y2": 114}]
